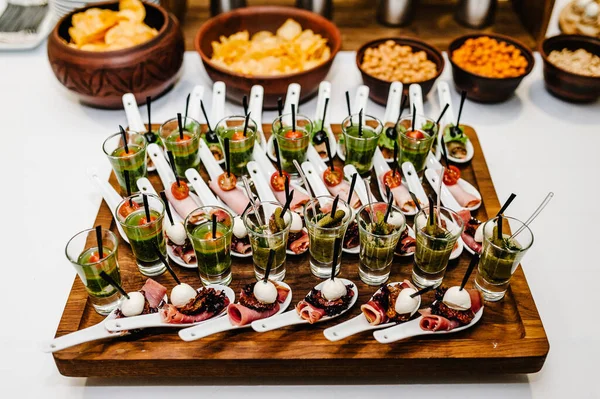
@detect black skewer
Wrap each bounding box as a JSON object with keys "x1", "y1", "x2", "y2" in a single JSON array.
[
  {"x1": 100, "y1": 271, "x2": 129, "y2": 299},
  {"x1": 159, "y1": 191, "x2": 174, "y2": 226},
  {"x1": 142, "y1": 194, "x2": 151, "y2": 223},
  {"x1": 331, "y1": 237, "x2": 341, "y2": 280},
  {"x1": 324, "y1": 136, "x2": 334, "y2": 172},
  {"x1": 347, "y1": 173, "x2": 357, "y2": 208},
  {"x1": 242, "y1": 95, "x2": 248, "y2": 116},
  {"x1": 281, "y1": 190, "x2": 294, "y2": 215},
  {"x1": 358, "y1": 109, "x2": 363, "y2": 137},
  {"x1": 409, "y1": 191, "x2": 422, "y2": 212},
  {"x1": 119, "y1": 125, "x2": 130, "y2": 154},
  {"x1": 154, "y1": 244, "x2": 181, "y2": 285},
  {"x1": 212, "y1": 213, "x2": 217, "y2": 239},
  {"x1": 410, "y1": 285, "x2": 435, "y2": 298},
  {"x1": 496, "y1": 215, "x2": 503, "y2": 240},
  {"x1": 243, "y1": 112, "x2": 251, "y2": 137},
  {"x1": 95, "y1": 225, "x2": 103, "y2": 259},
  {"x1": 264, "y1": 249, "x2": 275, "y2": 282},
  {"x1": 184, "y1": 93, "x2": 190, "y2": 121},
  {"x1": 497, "y1": 193, "x2": 517, "y2": 217},
  {"x1": 273, "y1": 138, "x2": 283, "y2": 176},
  {"x1": 384, "y1": 189, "x2": 394, "y2": 223},
  {"x1": 411, "y1": 105, "x2": 416, "y2": 132},
  {"x1": 330, "y1": 194, "x2": 340, "y2": 216},
  {"x1": 277, "y1": 97, "x2": 283, "y2": 118},
  {"x1": 460, "y1": 253, "x2": 480, "y2": 291},
  {"x1": 167, "y1": 150, "x2": 181, "y2": 187},
  {"x1": 124, "y1": 170, "x2": 133, "y2": 207},
  {"x1": 177, "y1": 113, "x2": 184, "y2": 141},
  {"x1": 345, "y1": 91, "x2": 352, "y2": 126},
  {"x1": 224, "y1": 138, "x2": 231, "y2": 177},
  {"x1": 436, "y1": 103, "x2": 450, "y2": 125},
  {"x1": 291, "y1": 104, "x2": 296, "y2": 133}
]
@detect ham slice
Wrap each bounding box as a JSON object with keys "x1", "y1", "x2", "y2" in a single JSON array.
[
  {"x1": 462, "y1": 233, "x2": 482, "y2": 253},
  {"x1": 326, "y1": 180, "x2": 361, "y2": 209},
  {"x1": 227, "y1": 302, "x2": 280, "y2": 326},
  {"x1": 273, "y1": 186, "x2": 310, "y2": 212},
  {"x1": 446, "y1": 183, "x2": 481, "y2": 208},
  {"x1": 457, "y1": 209, "x2": 482, "y2": 253},
  {"x1": 289, "y1": 229, "x2": 309, "y2": 254},
  {"x1": 419, "y1": 314, "x2": 460, "y2": 331},
  {"x1": 469, "y1": 289, "x2": 483, "y2": 314},
  {"x1": 296, "y1": 301, "x2": 327, "y2": 324},
  {"x1": 361, "y1": 300, "x2": 386, "y2": 325},
  {"x1": 140, "y1": 279, "x2": 167, "y2": 309},
  {"x1": 164, "y1": 188, "x2": 200, "y2": 220},
  {"x1": 208, "y1": 179, "x2": 250, "y2": 216},
  {"x1": 161, "y1": 304, "x2": 220, "y2": 324},
  {"x1": 382, "y1": 177, "x2": 416, "y2": 213},
  {"x1": 276, "y1": 284, "x2": 290, "y2": 303}
]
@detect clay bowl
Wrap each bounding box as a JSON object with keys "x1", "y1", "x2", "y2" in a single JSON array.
[
  {"x1": 540, "y1": 34, "x2": 600, "y2": 103},
  {"x1": 195, "y1": 6, "x2": 341, "y2": 109},
  {"x1": 356, "y1": 37, "x2": 445, "y2": 106},
  {"x1": 448, "y1": 33, "x2": 535, "y2": 103},
  {"x1": 47, "y1": 1, "x2": 184, "y2": 109}
]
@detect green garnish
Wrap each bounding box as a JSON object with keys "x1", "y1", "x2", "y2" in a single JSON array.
[
  {"x1": 317, "y1": 210, "x2": 346, "y2": 228},
  {"x1": 443, "y1": 124, "x2": 468, "y2": 144}
]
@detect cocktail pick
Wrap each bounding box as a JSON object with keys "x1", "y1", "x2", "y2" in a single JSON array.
[
  {"x1": 284, "y1": 175, "x2": 290, "y2": 200},
  {"x1": 200, "y1": 100, "x2": 213, "y2": 133},
  {"x1": 427, "y1": 194, "x2": 436, "y2": 226},
  {"x1": 346, "y1": 173, "x2": 357, "y2": 209},
  {"x1": 409, "y1": 191, "x2": 422, "y2": 212},
  {"x1": 440, "y1": 135, "x2": 450, "y2": 168},
  {"x1": 273, "y1": 138, "x2": 283, "y2": 176},
  {"x1": 243, "y1": 111, "x2": 251, "y2": 137},
  {"x1": 436, "y1": 103, "x2": 450, "y2": 125},
  {"x1": 264, "y1": 249, "x2": 275, "y2": 282},
  {"x1": 142, "y1": 194, "x2": 151, "y2": 223},
  {"x1": 345, "y1": 91, "x2": 352, "y2": 126},
  {"x1": 358, "y1": 109, "x2": 363, "y2": 137},
  {"x1": 460, "y1": 253, "x2": 480, "y2": 291},
  {"x1": 330, "y1": 236, "x2": 341, "y2": 280},
  {"x1": 411, "y1": 105, "x2": 416, "y2": 131},
  {"x1": 154, "y1": 244, "x2": 181, "y2": 285},
  {"x1": 330, "y1": 194, "x2": 340, "y2": 216},
  {"x1": 277, "y1": 97, "x2": 283, "y2": 118},
  {"x1": 241, "y1": 201, "x2": 253, "y2": 217},
  {"x1": 385, "y1": 185, "x2": 391, "y2": 204},
  {"x1": 124, "y1": 170, "x2": 133, "y2": 207},
  {"x1": 281, "y1": 190, "x2": 294, "y2": 215},
  {"x1": 242, "y1": 95, "x2": 248, "y2": 116},
  {"x1": 167, "y1": 150, "x2": 181, "y2": 187},
  {"x1": 364, "y1": 178, "x2": 375, "y2": 223},
  {"x1": 212, "y1": 213, "x2": 217, "y2": 239},
  {"x1": 324, "y1": 135, "x2": 334, "y2": 171},
  {"x1": 224, "y1": 138, "x2": 231, "y2": 177},
  {"x1": 496, "y1": 215, "x2": 503, "y2": 240},
  {"x1": 392, "y1": 141, "x2": 399, "y2": 175},
  {"x1": 159, "y1": 191, "x2": 174, "y2": 226},
  {"x1": 184, "y1": 93, "x2": 190, "y2": 121},
  {"x1": 313, "y1": 97, "x2": 329, "y2": 145},
  {"x1": 100, "y1": 271, "x2": 129, "y2": 300},
  {"x1": 510, "y1": 192, "x2": 554, "y2": 239},
  {"x1": 146, "y1": 96, "x2": 152, "y2": 135},
  {"x1": 291, "y1": 104, "x2": 296, "y2": 133},
  {"x1": 95, "y1": 225, "x2": 103, "y2": 259},
  {"x1": 293, "y1": 159, "x2": 317, "y2": 215},
  {"x1": 497, "y1": 193, "x2": 517, "y2": 217},
  {"x1": 410, "y1": 285, "x2": 435, "y2": 298},
  {"x1": 177, "y1": 113, "x2": 184, "y2": 141},
  {"x1": 384, "y1": 188, "x2": 394, "y2": 223},
  {"x1": 119, "y1": 125, "x2": 130, "y2": 154},
  {"x1": 456, "y1": 90, "x2": 467, "y2": 129},
  {"x1": 397, "y1": 95, "x2": 408, "y2": 125}
]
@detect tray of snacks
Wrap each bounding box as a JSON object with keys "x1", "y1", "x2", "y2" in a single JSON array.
[{"x1": 46, "y1": 82, "x2": 549, "y2": 378}]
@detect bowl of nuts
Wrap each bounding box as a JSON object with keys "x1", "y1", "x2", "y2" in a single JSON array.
[{"x1": 356, "y1": 37, "x2": 444, "y2": 105}]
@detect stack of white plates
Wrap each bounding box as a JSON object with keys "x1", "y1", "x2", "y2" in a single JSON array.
[{"x1": 50, "y1": 0, "x2": 159, "y2": 20}]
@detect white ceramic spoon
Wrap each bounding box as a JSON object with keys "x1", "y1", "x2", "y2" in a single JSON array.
[
  {"x1": 373, "y1": 306, "x2": 484, "y2": 343},
  {"x1": 87, "y1": 168, "x2": 129, "y2": 243},
  {"x1": 178, "y1": 282, "x2": 292, "y2": 341},
  {"x1": 410, "y1": 83, "x2": 441, "y2": 162},
  {"x1": 251, "y1": 279, "x2": 358, "y2": 332},
  {"x1": 248, "y1": 84, "x2": 267, "y2": 151},
  {"x1": 267, "y1": 83, "x2": 301, "y2": 162},
  {"x1": 437, "y1": 81, "x2": 474, "y2": 164},
  {"x1": 323, "y1": 282, "x2": 420, "y2": 341},
  {"x1": 186, "y1": 85, "x2": 205, "y2": 125},
  {"x1": 210, "y1": 81, "x2": 227, "y2": 128},
  {"x1": 301, "y1": 161, "x2": 332, "y2": 202},
  {"x1": 401, "y1": 161, "x2": 428, "y2": 207},
  {"x1": 104, "y1": 285, "x2": 235, "y2": 331},
  {"x1": 337, "y1": 85, "x2": 370, "y2": 161},
  {"x1": 311, "y1": 81, "x2": 337, "y2": 161},
  {"x1": 424, "y1": 167, "x2": 482, "y2": 212},
  {"x1": 372, "y1": 148, "x2": 418, "y2": 216},
  {"x1": 122, "y1": 93, "x2": 156, "y2": 171},
  {"x1": 378, "y1": 82, "x2": 404, "y2": 163}
]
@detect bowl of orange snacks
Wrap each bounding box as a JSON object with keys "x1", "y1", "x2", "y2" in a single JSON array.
[{"x1": 449, "y1": 34, "x2": 535, "y2": 103}]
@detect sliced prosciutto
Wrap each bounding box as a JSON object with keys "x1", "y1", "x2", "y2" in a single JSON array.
[
  {"x1": 446, "y1": 183, "x2": 481, "y2": 208},
  {"x1": 382, "y1": 176, "x2": 416, "y2": 213},
  {"x1": 326, "y1": 181, "x2": 361, "y2": 209},
  {"x1": 231, "y1": 235, "x2": 252, "y2": 254},
  {"x1": 164, "y1": 188, "x2": 199, "y2": 220},
  {"x1": 296, "y1": 284, "x2": 355, "y2": 324},
  {"x1": 419, "y1": 287, "x2": 483, "y2": 332},
  {"x1": 288, "y1": 229, "x2": 309, "y2": 254},
  {"x1": 361, "y1": 280, "x2": 416, "y2": 326},
  {"x1": 273, "y1": 187, "x2": 310, "y2": 212},
  {"x1": 208, "y1": 179, "x2": 250, "y2": 216},
  {"x1": 419, "y1": 314, "x2": 460, "y2": 331},
  {"x1": 396, "y1": 228, "x2": 416, "y2": 255},
  {"x1": 458, "y1": 209, "x2": 482, "y2": 253},
  {"x1": 227, "y1": 281, "x2": 289, "y2": 327},
  {"x1": 296, "y1": 301, "x2": 327, "y2": 324},
  {"x1": 140, "y1": 278, "x2": 167, "y2": 309},
  {"x1": 161, "y1": 288, "x2": 230, "y2": 324}
]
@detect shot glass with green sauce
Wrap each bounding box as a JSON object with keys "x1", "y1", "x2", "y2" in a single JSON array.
[
  {"x1": 357, "y1": 202, "x2": 406, "y2": 285},
  {"x1": 117, "y1": 194, "x2": 167, "y2": 277},
  {"x1": 272, "y1": 113, "x2": 312, "y2": 175},
  {"x1": 396, "y1": 114, "x2": 436, "y2": 176},
  {"x1": 412, "y1": 206, "x2": 464, "y2": 288},
  {"x1": 185, "y1": 206, "x2": 234, "y2": 286},
  {"x1": 342, "y1": 113, "x2": 383, "y2": 175},
  {"x1": 102, "y1": 130, "x2": 148, "y2": 195},
  {"x1": 475, "y1": 216, "x2": 534, "y2": 302},
  {"x1": 65, "y1": 228, "x2": 122, "y2": 315},
  {"x1": 243, "y1": 201, "x2": 291, "y2": 282},
  {"x1": 159, "y1": 116, "x2": 201, "y2": 179},
  {"x1": 304, "y1": 196, "x2": 352, "y2": 278},
  {"x1": 216, "y1": 115, "x2": 257, "y2": 177}
]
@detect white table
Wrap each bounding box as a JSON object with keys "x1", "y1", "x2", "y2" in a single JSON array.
[{"x1": 2, "y1": 32, "x2": 599, "y2": 397}]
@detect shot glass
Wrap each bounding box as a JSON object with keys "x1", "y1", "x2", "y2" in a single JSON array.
[
  {"x1": 475, "y1": 216, "x2": 534, "y2": 301},
  {"x1": 243, "y1": 201, "x2": 291, "y2": 281},
  {"x1": 102, "y1": 130, "x2": 148, "y2": 194},
  {"x1": 117, "y1": 193, "x2": 167, "y2": 277},
  {"x1": 397, "y1": 114, "x2": 436, "y2": 176},
  {"x1": 272, "y1": 113, "x2": 312, "y2": 175},
  {"x1": 412, "y1": 206, "x2": 464, "y2": 288},
  {"x1": 159, "y1": 116, "x2": 201, "y2": 178},
  {"x1": 65, "y1": 228, "x2": 122, "y2": 315},
  {"x1": 342, "y1": 113, "x2": 383, "y2": 175},
  {"x1": 357, "y1": 202, "x2": 406, "y2": 285},
  {"x1": 304, "y1": 196, "x2": 352, "y2": 278},
  {"x1": 185, "y1": 206, "x2": 234, "y2": 286},
  {"x1": 216, "y1": 115, "x2": 257, "y2": 176}
]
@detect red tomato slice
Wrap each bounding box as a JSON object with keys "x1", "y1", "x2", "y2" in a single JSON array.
[
  {"x1": 323, "y1": 166, "x2": 344, "y2": 187},
  {"x1": 139, "y1": 215, "x2": 157, "y2": 225},
  {"x1": 285, "y1": 130, "x2": 304, "y2": 139},
  {"x1": 383, "y1": 170, "x2": 402, "y2": 189},
  {"x1": 218, "y1": 172, "x2": 237, "y2": 191},
  {"x1": 175, "y1": 134, "x2": 192, "y2": 142},
  {"x1": 231, "y1": 131, "x2": 246, "y2": 141},
  {"x1": 171, "y1": 181, "x2": 190, "y2": 200},
  {"x1": 405, "y1": 130, "x2": 426, "y2": 140},
  {"x1": 203, "y1": 231, "x2": 224, "y2": 240},
  {"x1": 118, "y1": 201, "x2": 140, "y2": 218},
  {"x1": 270, "y1": 171, "x2": 290, "y2": 192},
  {"x1": 88, "y1": 252, "x2": 104, "y2": 263},
  {"x1": 443, "y1": 165, "x2": 461, "y2": 186}
]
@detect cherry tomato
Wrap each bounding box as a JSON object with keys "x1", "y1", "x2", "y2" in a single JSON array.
[
  {"x1": 118, "y1": 200, "x2": 140, "y2": 218},
  {"x1": 88, "y1": 252, "x2": 105, "y2": 263},
  {"x1": 139, "y1": 215, "x2": 157, "y2": 225},
  {"x1": 285, "y1": 130, "x2": 304, "y2": 139},
  {"x1": 114, "y1": 147, "x2": 137, "y2": 157},
  {"x1": 383, "y1": 170, "x2": 402, "y2": 189},
  {"x1": 270, "y1": 171, "x2": 290, "y2": 192},
  {"x1": 203, "y1": 231, "x2": 224, "y2": 240},
  {"x1": 218, "y1": 172, "x2": 237, "y2": 191},
  {"x1": 175, "y1": 134, "x2": 192, "y2": 142},
  {"x1": 323, "y1": 166, "x2": 344, "y2": 187},
  {"x1": 405, "y1": 130, "x2": 426, "y2": 140},
  {"x1": 443, "y1": 165, "x2": 461, "y2": 186},
  {"x1": 171, "y1": 181, "x2": 190, "y2": 200},
  {"x1": 231, "y1": 131, "x2": 246, "y2": 141}
]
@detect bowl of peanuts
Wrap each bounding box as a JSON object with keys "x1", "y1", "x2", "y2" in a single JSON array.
[
  {"x1": 540, "y1": 34, "x2": 600, "y2": 103},
  {"x1": 448, "y1": 34, "x2": 535, "y2": 103},
  {"x1": 356, "y1": 37, "x2": 444, "y2": 105}
]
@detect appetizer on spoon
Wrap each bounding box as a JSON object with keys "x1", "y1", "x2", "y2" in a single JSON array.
[
  {"x1": 122, "y1": 93, "x2": 161, "y2": 171},
  {"x1": 310, "y1": 81, "x2": 338, "y2": 161},
  {"x1": 372, "y1": 147, "x2": 419, "y2": 215},
  {"x1": 378, "y1": 82, "x2": 404, "y2": 162},
  {"x1": 437, "y1": 82, "x2": 474, "y2": 163}
]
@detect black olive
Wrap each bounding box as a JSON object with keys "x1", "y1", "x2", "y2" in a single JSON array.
[
  {"x1": 313, "y1": 130, "x2": 327, "y2": 145},
  {"x1": 205, "y1": 130, "x2": 219, "y2": 143},
  {"x1": 144, "y1": 132, "x2": 158, "y2": 144},
  {"x1": 385, "y1": 126, "x2": 397, "y2": 140}
]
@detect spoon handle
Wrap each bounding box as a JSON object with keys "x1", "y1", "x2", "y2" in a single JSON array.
[
  {"x1": 104, "y1": 313, "x2": 163, "y2": 332},
  {"x1": 250, "y1": 310, "x2": 304, "y2": 332},
  {"x1": 314, "y1": 81, "x2": 331, "y2": 123},
  {"x1": 186, "y1": 85, "x2": 205, "y2": 124},
  {"x1": 282, "y1": 83, "x2": 301, "y2": 125},
  {"x1": 122, "y1": 93, "x2": 146, "y2": 132},
  {"x1": 436, "y1": 81, "x2": 455, "y2": 128},
  {"x1": 148, "y1": 143, "x2": 176, "y2": 188},
  {"x1": 323, "y1": 314, "x2": 382, "y2": 342},
  {"x1": 210, "y1": 81, "x2": 226, "y2": 128},
  {"x1": 178, "y1": 315, "x2": 235, "y2": 341},
  {"x1": 373, "y1": 318, "x2": 423, "y2": 343},
  {"x1": 382, "y1": 81, "x2": 403, "y2": 124},
  {"x1": 87, "y1": 168, "x2": 129, "y2": 243},
  {"x1": 248, "y1": 85, "x2": 266, "y2": 148},
  {"x1": 352, "y1": 85, "x2": 370, "y2": 124},
  {"x1": 42, "y1": 319, "x2": 121, "y2": 353},
  {"x1": 409, "y1": 83, "x2": 424, "y2": 119},
  {"x1": 198, "y1": 140, "x2": 224, "y2": 182}
]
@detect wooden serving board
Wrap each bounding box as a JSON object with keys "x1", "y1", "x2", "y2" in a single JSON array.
[{"x1": 52, "y1": 125, "x2": 549, "y2": 378}]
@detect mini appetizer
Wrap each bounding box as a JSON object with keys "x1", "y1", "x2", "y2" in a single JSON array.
[
  {"x1": 458, "y1": 209, "x2": 486, "y2": 253},
  {"x1": 164, "y1": 181, "x2": 200, "y2": 220},
  {"x1": 395, "y1": 227, "x2": 416, "y2": 255},
  {"x1": 442, "y1": 166, "x2": 481, "y2": 209},
  {"x1": 443, "y1": 125, "x2": 469, "y2": 160},
  {"x1": 161, "y1": 284, "x2": 231, "y2": 324},
  {"x1": 296, "y1": 278, "x2": 355, "y2": 324},
  {"x1": 382, "y1": 169, "x2": 417, "y2": 213},
  {"x1": 311, "y1": 119, "x2": 330, "y2": 158},
  {"x1": 322, "y1": 166, "x2": 361, "y2": 209},
  {"x1": 419, "y1": 286, "x2": 483, "y2": 332},
  {"x1": 227, "y1": 280, "x2": 290, "y2": 326},
  {"x1": 116, "y1": 278, "x2": 167, "y2": 318},
  {"x1": 343, "y1": 220, "x2": 359, "y2": 250},
  {"x1": 166, "y1": 220, "x2": 196, "y2": 264},
  {"x1": 231, "y1": 216, "x2": 252, "y2": 254},
  {"x1": 361, "y1": 280, "x2": 420, "y2": 325},
  {"x1": 287, "y1": 212, "x2": 309, "y2": 254},
  {"x1": 269, "y1": 170, "x2": 310, "y2": 212},
  {"x1": 208, "y1": 172, "x2": 251, "y2": 216}
]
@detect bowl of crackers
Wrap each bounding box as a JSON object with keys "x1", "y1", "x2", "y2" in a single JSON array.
[
  {"x1": 195, "y1": 6, "x2": 341, "y2": 109},
  {"x1": 356, "y1": 37, "x2": 444, "y2": 105},
  {"x1": 47, "y1": 0, "x2": 184, "y2": 109}
]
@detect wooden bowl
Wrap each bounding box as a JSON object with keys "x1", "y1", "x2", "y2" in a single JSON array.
[
  {"x1": 47, "y1": 1, "x2": 184, "y2": 109},
  {"x1": 448, "y1": 33, "x2": 535, "y2": 103},
  {"x1": 195, "y1": 6, "x2": 341, "y2": 109},
  {"x1": 355, "y1": 37, "x2": 444, "y2": 106},
  {"x1": 540, "y1": 34, "x2": 600, "y2": 103}
]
